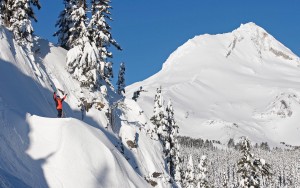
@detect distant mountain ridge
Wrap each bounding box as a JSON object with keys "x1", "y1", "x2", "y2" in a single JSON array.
[{"x1": 127, "y1": 22, "x2": 300, "y2": 147}]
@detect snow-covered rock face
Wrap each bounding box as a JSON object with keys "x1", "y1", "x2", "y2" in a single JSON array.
[
  {"x1": 127, "y1": 22, "x2": 300, "y2": 147},
  {"x1": 254, "y1": 92, "x2": 300, "y2": 119},
  {"x1": 229, "y1": 22, "x2": 298, "y2": 62}
]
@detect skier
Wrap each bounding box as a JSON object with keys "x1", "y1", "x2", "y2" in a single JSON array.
[{"x1": 53, "y1": 91, "x2": 67, "y2": 118}]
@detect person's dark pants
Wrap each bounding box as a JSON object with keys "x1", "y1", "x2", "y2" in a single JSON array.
[{"x1": 57, "y1": 109, "x2": 63, "y2": 118}]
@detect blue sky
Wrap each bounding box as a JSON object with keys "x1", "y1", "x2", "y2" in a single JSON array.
[{"x1": 33, "y1": 0, "x2": 300, "y2": 86}]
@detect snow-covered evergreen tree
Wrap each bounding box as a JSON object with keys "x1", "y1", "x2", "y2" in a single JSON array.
[
  {"x1": 196, "y1": 155, "x2": 209, "y2": 188},
  {"x1": 0, "y1": 0, "x2": 10, "y2": 25},
  {"x1": 173, "y1": 141, "x2": 184, "y2": 188},
  {"x1": 89, "y1": 0, "x2": 121, "y2": 50},
  {"x1": 253, "y1": 158, "x2": 272, "y2": 187},
  {"x1": 89, "y1": 0, "x2": 121, "y2": 82},
  {"x1": 65, "y1": 0, "x2": 88, "y2": 48},
  {"x1": 237, "y1": 137, "x2": 257, "y2": 187},
  {"x1": 116, "y1": 62, "x2": 125, "y2": 95},
  {"x1": 62, "y1": 0, "x2": 101, "y2": 89},
  {"x1": 150, "y1": 86, "x2": 166, "y2": 140},
  {"x1": 298, "y1": 155, "x2": 300, "y2": 172},
  {"x1": 1, "y1": 0, "x2": 41, "y2": 46},
  {"x1": 103, "y1": 61, "x2": 113, "y2": 84},
  {"x1": 55, "y1": 0, "x2": 121, "y2": 89},
  {"x1": 237, "y1": 137, "x2": 272, "y2": 188},
  {"x1": 184, "y1": 155, "x2": 195, "y2": 188},
  {"x1": 54, "y1": 0, "x2": 75, "y2": 49},
  {"x1": 296, "y1": 156, "x2": 300, "y2": 187},
  {"x1": 161, "y1": 100, "x2": 172, "y2": 170},
  {"x1": 1, "y1": 1, "x2": 14, "y2": 26},
  {"x1": 222, "y1": 172, "x2": 228, "y2": 188},
  {"x1": 166, "y1": 100, "x2": 180, "y2": 179}
]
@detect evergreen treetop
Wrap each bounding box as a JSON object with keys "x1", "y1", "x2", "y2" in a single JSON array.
[
  {"x1": 1, "y1": 0, "x2": 41, "y2": 46},
  {"x1": 116, "y1": 62, "x2": 125, "y2": 95}
]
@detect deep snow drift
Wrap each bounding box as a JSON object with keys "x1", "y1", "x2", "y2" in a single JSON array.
[
  {"x1": 0, "y1": 25, "x2": 168, "y2": 188},
  {"x1": 127, "y1": 22, "x2": 300, "y2": 147}
]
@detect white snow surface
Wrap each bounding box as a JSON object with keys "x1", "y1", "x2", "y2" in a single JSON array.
[
  {"x1": 0, "y1": 25, "x2": 168, "y2": 187},
  {"x1": 127, "y1": 22, "x2": 300, "y2": 147},
  {"x1": 26, "y1": 115, "x2": 145, "y2": 188}
]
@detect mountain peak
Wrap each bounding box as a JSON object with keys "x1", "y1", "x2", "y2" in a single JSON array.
[
  {"x1": 236, "y1": 22, "x2": 265, "y2": 32},
  {"x1": 233, "y1": 22, "x2": 274, "y2": 42},
  {"x1": 161, "y1": 22, "x2": 299, "y2": 72},
  {"x1": 233, "y1": 22, "x2": 270, "y2": 40},
  {"x1": 231, "y1": 22, "x2": 299, "y2": 62}
]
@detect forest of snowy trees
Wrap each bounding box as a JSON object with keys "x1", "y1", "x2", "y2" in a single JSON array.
[{"x1": 178, "y1": 136, "x2": 300, "y2": 188}]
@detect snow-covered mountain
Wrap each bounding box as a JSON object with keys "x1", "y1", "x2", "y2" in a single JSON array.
[
  {"x1": 127, "y1": 22, "x2": 300, "y2": 147},
  {"x1": 0, "y1": 25, "x2": 169, "y2": 187},
  {"x1": 1, "y1": 20, "x2": 299, "y2": 187}
]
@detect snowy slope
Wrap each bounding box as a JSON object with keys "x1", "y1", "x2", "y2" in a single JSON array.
[
  {"x1": 0, "y1": 25, "x2": 169, "y2": 188},
  {"x1": 127, "y1": 22, "x2": 300, "y2": 147},
  {"x1": 26, "y1": 115, "x2": 146, "y2": 188},
  {"x1": 0, "y1": 112, "x2": 147, "y2": 187}
]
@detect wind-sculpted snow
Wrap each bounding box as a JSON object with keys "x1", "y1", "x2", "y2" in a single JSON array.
[
  {"x1": 25, "y1": 115, "x2": 147, "y2": 188},
  {"x1": 127, "y1": 22, "x2": 300, "y2": 147}
]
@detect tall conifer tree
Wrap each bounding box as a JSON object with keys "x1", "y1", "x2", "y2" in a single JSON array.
[
  {"x1": 237, "y1": 137, "x2": 272, "y2": 187},
  {"x1": 55, "y1": 0, "x2": 121, "y2": 89},
  {"x1": 89, "y1": 0, "x2": 121, "y2": 82},
  {"x1": 166, "y1": 100, "x2": 179, "y2": 179},
  {"x1": 184, "y1": 155, "x2": 195, "y2": 188},
  {"x1": 150, "y1": 86, "x2": 166, "y2": 140},
  {"x1": 116, "y1": 62, "x2": 125, "y2": 95},
  {"x1": 1, "y1": 0, "x2": 41, "y2": 46},
  {"x1": 57, "y1": 0, "x2": 99, "y2": 89},
  {"x1": 54, "y1": 0, "x2": 75, "y2": 49},
  {"x1": 196, "y1": 155, "x2": 209, "y2": 188}
]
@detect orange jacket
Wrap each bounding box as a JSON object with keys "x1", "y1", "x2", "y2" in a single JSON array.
[{"x1": 53, "y1": 93, "x2": 66, "y2": 110}]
